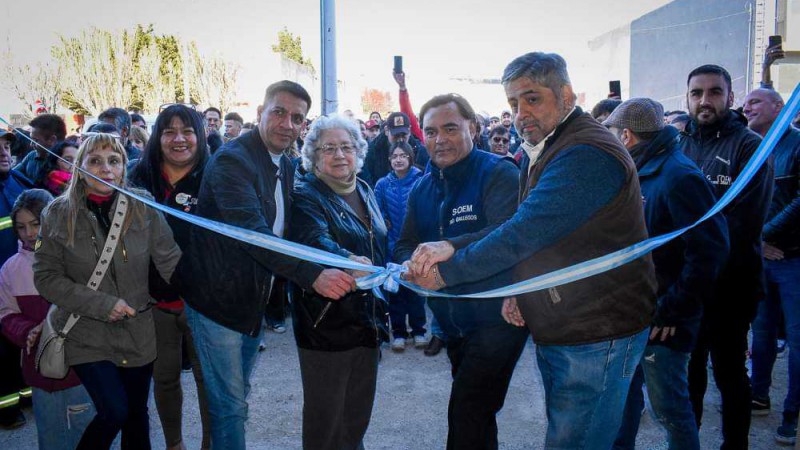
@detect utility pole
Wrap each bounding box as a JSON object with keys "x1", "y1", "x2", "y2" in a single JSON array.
[{"x1": 321, "y1": 0, "x2": 338, "y2": 115}]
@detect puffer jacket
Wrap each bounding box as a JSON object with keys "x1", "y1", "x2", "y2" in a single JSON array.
[
  {"x1": 374, "y1": 167, "x2": 423, "y2": 257},
  {"x1": 0, "y1": 242, "x2": 83, "y2": 391},
  {"x1": 360, "y1": 132, "x2": 430, "y2": 187},
  {"x1": 763, "y1": 126, "x2": 800, "y2": 257},
  {"x1": 34, "y1": 192, "x2": 181, "y2": 367},
  {"x1": 290, "y1": 173, "x2": 389, "y2": 351},
  {"x1": 679, "y1": 110, "x2": 773, "y2": 305}
]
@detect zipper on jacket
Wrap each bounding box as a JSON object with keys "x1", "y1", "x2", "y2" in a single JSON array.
[{"x1": 437, "y1": 170, "x2": 463, "y2": 338}]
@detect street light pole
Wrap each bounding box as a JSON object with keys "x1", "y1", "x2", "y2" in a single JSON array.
[{"x1": 321, "y1": 0, "x2": 338, "y2": 115}]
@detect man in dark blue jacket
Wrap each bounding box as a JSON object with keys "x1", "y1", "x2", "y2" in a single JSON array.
[
  {"x1": 680, "y1": 64, "x2": 772, "y2": 450},
  {"x1": 744, "y1": 87, "x2": 800, "y2": 444},
  {"x1": 395, "y1": 93, "x2": 527, "y2": 450},
  {"x1": 604, "y1": 98, "x2": 729, "y2": 450}
]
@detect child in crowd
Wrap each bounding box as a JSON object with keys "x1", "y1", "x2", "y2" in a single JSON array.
[{"x1": 0, "y1": 189, "x2": 95, "y2": 450}]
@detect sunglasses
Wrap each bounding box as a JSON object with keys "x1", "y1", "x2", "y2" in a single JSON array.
[{"x1": 492, "y1": 137, "x2": 510, "y2": 144}]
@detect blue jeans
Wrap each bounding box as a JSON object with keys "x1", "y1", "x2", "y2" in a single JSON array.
[
  {"x1": 751, "y1": 256, "x2": 800, "y2": 415},
  {"x1": 185, "y1": 304, "x2": 262, "y2": 450},
  {"x1": 536, "y1": 328, "x2": 648, "y2": 450},
  {"x1": 614, "y1": 344, "x2": 699, "y2": 450},
  {"x1": 32, "y1": 385, "x2": 95, "y2": 450}
]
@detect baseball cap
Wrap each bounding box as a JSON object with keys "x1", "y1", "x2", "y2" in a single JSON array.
[
  {"x1": 385, "y1": 112, "x2": 411, "y2": 136},
  {"x1": 0, "y1": 129, "x2": 17, "y2": 143},
  {"x1": 602, "y1": 97, "x2": 665, "y2": 133},
  {"x1": 365, "y1": 119, "x2": 380, "y2": 130}
]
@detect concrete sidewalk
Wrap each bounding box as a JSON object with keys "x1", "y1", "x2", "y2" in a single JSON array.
[{"x1": 2, "y1": 320, "x2": 790, "y2": 449}]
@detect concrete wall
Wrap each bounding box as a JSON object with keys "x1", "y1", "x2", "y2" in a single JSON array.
[
  {"x1": 585, "y1": 24, "x2": 632, "y2": 111},
  {"x1": 629, "y1": 0, "x2": 755, "y2": 112}
]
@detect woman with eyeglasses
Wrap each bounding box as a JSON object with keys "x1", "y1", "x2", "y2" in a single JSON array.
[
  {"x1": 34, "y1": 133, "x2": 181, "y2": 450},
  {"x1": 290, "y1": 115, "x2": 389, "y2": 450},
  {"x1": 128, "y1": 104, "x2": 211, "y2": 450}
]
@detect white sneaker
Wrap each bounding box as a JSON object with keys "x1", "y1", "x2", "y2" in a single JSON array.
[
  {"x1": 413, "y1": 335, "x2": 428, "y2": 349},
  {"x1": 391, "y1": 337, "x2": 406, "y2": 352}
]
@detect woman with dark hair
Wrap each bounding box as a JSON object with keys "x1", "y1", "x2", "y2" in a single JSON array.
[
  {"x1": 292, "y1": 114, "x2": 389, "y2": 450},
  {"x1": 129, "y1": 104, "x2": 211, "y2": 450},
  {"x1": 36, "y1": 141, "x2": 79, "y2": 196},
  {"x1": 0, "y1": 188, "x2": 95, "y2": 450},
  {"x1": 34, "y1": 133, "x2": 181, "y2": 449}
]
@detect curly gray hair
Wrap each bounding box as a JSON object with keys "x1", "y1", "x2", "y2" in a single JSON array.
[{"x1": 301, "y1": 114, "x2": 368, "y2": 173}]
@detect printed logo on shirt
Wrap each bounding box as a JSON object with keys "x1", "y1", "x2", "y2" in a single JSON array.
[
  {"x1": 449, "y1": 204, "x2": 478, "y2": 225},
  {"x1": 706, "y1": 174, "x2": 732, "y2": 186}
]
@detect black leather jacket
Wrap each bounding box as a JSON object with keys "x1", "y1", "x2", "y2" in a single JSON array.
[
  {"x1": 763, "y1": 126, "x2": 800, "y2": 257},
  {"x1": 290, "y1": 173, "x2": 390, "y2": 351},
  {"x1": 179, "y1": 130, "x2": 324, "y2": 336}
]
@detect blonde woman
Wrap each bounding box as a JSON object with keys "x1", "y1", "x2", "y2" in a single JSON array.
[{"x1": 34, "y1": 133, "x2": 181, "y2": 450}]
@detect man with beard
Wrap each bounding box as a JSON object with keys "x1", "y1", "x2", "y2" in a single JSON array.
[{"x1": 680, "y1": 64, "x2": 773, "y2": 450}]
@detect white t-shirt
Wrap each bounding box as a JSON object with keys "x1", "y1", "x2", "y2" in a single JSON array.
[{"x1": 270, "y1": 153, "x2": 285, "y2": 238}]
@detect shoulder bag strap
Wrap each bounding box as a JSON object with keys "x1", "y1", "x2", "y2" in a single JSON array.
[{"x1": 60, "y1": 194, "x2": 129, "y2": 336}]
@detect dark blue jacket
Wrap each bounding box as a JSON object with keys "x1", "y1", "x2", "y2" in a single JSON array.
[
  {"x1": 374, "y1": 167, "x2": 423, "y2": 257},
  {"x1": 763, "y1": 126, "x2": 800, "y2": 257},
  {"x1": 0, "y1": 170, "x2": 33, "y2": 264},
  {"x1": 633, "y1": 126, "x2": 730, "y2": 352},
  {"x1": 680, "y1": 110, "x2": 772, "y2": 307},
  {"x1": 394, "y1": 149, "x2": 518, "y2": 338}
]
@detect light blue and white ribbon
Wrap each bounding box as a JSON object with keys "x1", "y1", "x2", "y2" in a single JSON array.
[{"x1": 2, "y1": 82, "x2": 798, "y2": 299}]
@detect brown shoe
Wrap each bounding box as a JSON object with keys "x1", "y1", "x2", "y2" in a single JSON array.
[{"x1": 424, "y1": 336, "x2": 445, "y2": 356}]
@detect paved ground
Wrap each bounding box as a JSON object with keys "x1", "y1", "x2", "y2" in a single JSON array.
[{"x1": 2, "y1": 315, "x2": 791, "y2": 449}]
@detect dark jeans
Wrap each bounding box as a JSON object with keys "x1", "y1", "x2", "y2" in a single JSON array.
[
  {"x1": 265, "y1": 278, "x2": 289, "y2": 325},
  {"x1": 751, "y1": 257, "x2": 800, "y2": 416},
  {"x1": 298, "y1": 346, "x2": 379, "y2": 450},
  {"x1": 153, "y1": 307, "x2": 210, "y2": 448},
  {"x1": 389, "y1": 286, "x2": 426, "y2": 338},
  {"x1": 445, "y1": 323, "x2": 528, "y2": 450},
  {"x1": 615, "y1": 345, "x2": 699, "y2": 450},
  {"x1": 72, "y1": 360, "x2": 154, "y2": 450},
  {"x1": 688, "y1": 295, "x2": 755, "y2": 450}
]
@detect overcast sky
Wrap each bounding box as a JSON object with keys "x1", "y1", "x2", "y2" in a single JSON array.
[{"x1": 1, "y1": 0, "x2": 672, "y2": 117}]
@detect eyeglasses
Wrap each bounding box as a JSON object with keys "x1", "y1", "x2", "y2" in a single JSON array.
[
  {"x1": 389, "y1": 154, "x2": 410, "y2": 161},
  {"x1": 319, "y1": 144, "x2": 356, "y2": 156},
  {"x1": 159, "y1": 103, "x2": 197, "y2": 112},
  {"x1": 492, "y1": 137, "x2": 510, "y2": 144}
]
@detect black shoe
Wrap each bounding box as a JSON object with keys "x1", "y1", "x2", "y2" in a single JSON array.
[
  {"x1": 776, "y1": 412, "x2": 798, "y2": 445},
  {"x1": 0, "y1": 409, "x2": 26, "y2": 430},
  {"x1": 752, "y1": 395, "x2": 771, "y2": 416},
  {"x1": 424, "y1": 336, "x2": 445, "y2": 356}
]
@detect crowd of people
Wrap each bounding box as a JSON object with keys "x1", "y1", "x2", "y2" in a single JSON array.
[{"x1": 0, "y1": 44, "x2": 798, "y2": 450}]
